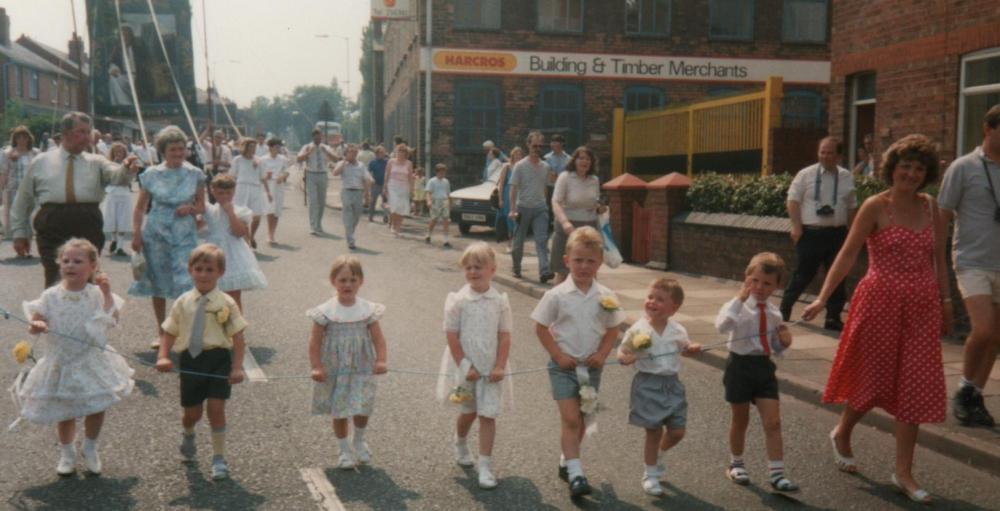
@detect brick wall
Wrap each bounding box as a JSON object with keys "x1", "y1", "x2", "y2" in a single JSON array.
[{"x1": 829, "y1": 0, "x2": 1000, "y2": 161}]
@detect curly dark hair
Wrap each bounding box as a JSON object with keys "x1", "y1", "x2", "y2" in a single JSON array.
[{"x1": 879, "y1": 134, "x2": 940, "y2": 189}]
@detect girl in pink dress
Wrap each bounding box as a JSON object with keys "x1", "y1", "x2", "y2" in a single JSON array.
[
  {"x1": 803, "y1": 135, "x2": 952, "y2": 504},
  {"x1": 384, "y1": 144, "x2": 413, "y2": 235}
]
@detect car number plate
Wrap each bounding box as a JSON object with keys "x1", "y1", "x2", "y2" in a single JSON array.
[{"x1": 462, "y1": 213, "x2": 487, "y2": 222}]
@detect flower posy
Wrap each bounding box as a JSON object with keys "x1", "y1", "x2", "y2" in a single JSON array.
[
  {"x1": 628, "y1": 332, "x2": 653, "y2": 351},
  {"x1": 579, "y1": 384, "x2": 599, "y2": 415},
  {"x1": 448, "y1": 384, "x2": 474, "y2": 404},
  {"x1": 216, "y1": 306, "x2": 230, "y2": 324},
  {"x1": 599, "y1": 296, "x2": 619, "y2": 312},
  {"x1": 12, "y1": 340, "x2": 33, "y2": 365}
]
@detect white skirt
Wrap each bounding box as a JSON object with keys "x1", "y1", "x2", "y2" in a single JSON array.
[
  {"x1": 235, "y1": 182, "x2": 269, "y2": 216},
  {"x1": 266, "y1": 179, "x2": 285, "y2": 216},
  {"x1": 387, "y1": 181, "x2": 410, "y2": 216},
  {"x1": 101, "y1": 189, "x2": 133, "y2": 233}
]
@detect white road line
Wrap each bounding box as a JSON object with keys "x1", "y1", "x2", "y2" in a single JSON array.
[
  {"x1": 242, "y1": 348, "x2": 268, "y2": 383},
  {"x1": 300, "y1": 467, "x2": 346, "y2": 511}
]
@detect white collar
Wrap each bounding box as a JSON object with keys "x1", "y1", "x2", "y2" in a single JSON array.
[{"x1": 455, "y1": 284, "x2": 501, "y2": 301}]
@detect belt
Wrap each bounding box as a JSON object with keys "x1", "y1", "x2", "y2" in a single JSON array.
[
  {"x1": 344, "y1": 188, "x2": 362, "y2": 191},
  {"x1": 41, "y1": 202, "x2": 99, "y2": 209},
  {"x1": 306, "y1": 171, "x2": 327, "y2": 174},
  {"x1": 803, "y1": 225, "x2": 846, "y2": 231}
]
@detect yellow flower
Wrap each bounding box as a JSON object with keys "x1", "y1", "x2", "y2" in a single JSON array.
[
  {"x1": 12, "y1": 340, "x2": 32, "y2": 365},
  {"x1": 599, "y1": 296, "x2": 619, "y2": 311},
  {"x1": 629, "y1": 333, "x2": 652, "y2": 351},
  {"x1": 449, "y1": 384, "x2": 473, "y2": 404},
  {"x1": 216, "y1": 306, "x2": 230, "y2": 324}
]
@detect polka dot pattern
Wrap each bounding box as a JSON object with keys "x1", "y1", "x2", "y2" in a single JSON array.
[{"x1": 823, "y1": 215, "x2": 946, "y2": 424}]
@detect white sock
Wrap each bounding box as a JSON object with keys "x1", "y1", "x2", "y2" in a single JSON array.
[
  {"x1": 960, "y1": 377, "x2": 981, "y2": 392},
  {"x1": 566, "y1": 458, "x2": 584, "y2": 480},
  {"x1": 83, "y1": 437, "x2": 98, "y2": 453},
  {"x1": 559, "y1": 453, "x2": 566, "y2": 467},
  {"x1": 353, "y1": 427, "x2": 366, "y2": 444},
  {"x1": 455, "y1": 435, "x2": 467, "y2": 446},
  {"x1": 478, "y1": 455, "x2": 492, "y2": 471},
  {"x1": 61, "y1": 443, "x2": 75, "y2": 457},
  {"x1": 730, "y1": 454, "x2": 744, "y2": 466},
  {"x1": 644, "y1": 464, "x2": 658, "y2": 478},
  {"x1": 768, "y1": 459, "x2": 785, "y2": 479},
  {"x1": 337, "y1": 438, "x2": 351, "y2": 454}
]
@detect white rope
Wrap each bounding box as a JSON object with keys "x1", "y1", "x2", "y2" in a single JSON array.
[
  {"x1": 112, "y1": 0, "x2": 149, "y2": 146},
  {"x1": 214, "y1": 89, "x2": 243, "y2": 139},
  {"x1": 143, "y1": 0, "x2": 200, "y2": 141}
]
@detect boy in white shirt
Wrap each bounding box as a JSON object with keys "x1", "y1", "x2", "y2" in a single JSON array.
[
  {"x1": 424, "y1": 163, "x2": 452, "y2": 247},
  {"x1": 531, "y1": 226, "x2": 625, "y2": 499},
  {"x1": 715, "y1": 252, "x2": 797, "y2": 493},
  {"x1": 618, "y1": 278, "x2": 701, "y2": 496}
]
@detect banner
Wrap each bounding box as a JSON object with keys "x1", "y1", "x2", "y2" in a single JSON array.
[
  {"x1": 421, "y1": 47, "x2": 830, "y2": 84},
  {"x1": 371, "y1": 0, "x2": 412, "y2": 20},
  {"x1": 87, "y1": 0, "x2": 196, "y2": 118}
]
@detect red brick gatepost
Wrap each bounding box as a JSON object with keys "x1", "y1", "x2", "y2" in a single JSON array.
[
  {"x1": 645, "y1": 172, "x2": 691, "y2": 270},
  {"x1": 601, "y1": 173, "x2": 647, "y2": 261}
]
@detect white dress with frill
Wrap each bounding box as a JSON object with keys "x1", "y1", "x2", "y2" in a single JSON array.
[
  {"x1": 232, "y1": 156, "x2": 269, "y2": 216},
  {"x1": 17, "y1": 285, "x2": 134, "y2": 424},
  {"x1": 201, "y1": 203, "x2": 268, "y2": 292}
]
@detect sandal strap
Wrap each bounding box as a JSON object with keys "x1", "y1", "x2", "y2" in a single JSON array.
[{"x1": 770, "y1": 475, "x2": 798, "y2": 491}]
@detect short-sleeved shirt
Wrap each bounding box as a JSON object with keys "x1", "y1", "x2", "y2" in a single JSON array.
[
  {"x1": 368, "y1": 158, "x2": 387, "y2": 186},
  {"x1": 531, "y1": 279, "x2": 625, "y2": 359},
  {"x1": 298, "y1": 143, "x2": 333, "y2": 173},
  {"x1": 425, "y1": 176, "x2": 451, "y2": 200},
  {"x1": 553, "y1": 172, "x2": 600, "y2": 222},
  {"x1": 337, "y1": 160, "x2": 370, "y2": 190},
  {"x1": 786, "y1": 163, "x2": 856, "y2": 227},
  {"x1": 444, "y1": 285, "x2": 513, "y2": 372},
  {"x1": 937, "y1": 146, "x2": 1000, "y2": 271},
  {"x1": 544, "y1": 150, "x2": 570, "y2": 185},
  {"x1": 162, "y1": 288, "x2": 248, "y2": 353},
  {"x1": 231, "y1": 155, "x2": 263, "y2": 185},
  {"x1": 511, "y1": 158, "x2": 551, "y2": 209},
  {"x1": 620, "y1": 317, "x2": 689, "y2": 376}
]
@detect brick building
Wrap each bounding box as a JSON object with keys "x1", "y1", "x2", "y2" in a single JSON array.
[
  {"x1": 382, "y1": 0, "x2": 832, "y2": 187},
  {"x1": 829, "y1": 1, "x2": 1000, "y2": 167}
]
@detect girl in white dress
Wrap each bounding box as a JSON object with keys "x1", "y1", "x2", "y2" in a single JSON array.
[
  {"x1": 260, "y1": 138, "x2": 291, "y2": 245},
  {"x1": 308, "y1": 256, "x2": 388, "y2": 470},
  {"x1": 201, "y1": 174, "x2": 267, "y2": 314},
  {"x1": 385, "y1": 144, "x2": 413, "y2": 235},
  {"x1": 100, "y1": 143, "x2": 133, "y2": 256},
  {"x1": 437, "y1": 242, "x2": 512, "y2": 489},
  {"x1": 231, "y1": 138, "x2": 271, "y2": 249},
  {"x1": 18, "y1": 238, "x2": 134, "y2": 476}
]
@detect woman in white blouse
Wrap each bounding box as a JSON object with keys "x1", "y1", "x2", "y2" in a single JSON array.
[{"x1": 550, "y1": 146, "x2": 602, "y2": 284}]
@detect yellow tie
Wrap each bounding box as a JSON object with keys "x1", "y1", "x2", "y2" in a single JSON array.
[{"x1": 65, "y1": 155, "x2": 76, "y2": 204}]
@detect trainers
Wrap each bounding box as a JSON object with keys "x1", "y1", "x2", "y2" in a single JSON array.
[
  {"x1": 180, "y1": 434, "x2": 197, "y2": 462},
  {"x1": 82, "y1": 445, "x2": 102, "y2": 475},
  {"x1": 642, "y1": 475, "x2": 664, "y2": 496},
  {"x1": 478, "y1": 466, "x2": 498, "y2": 489},
  {"x1": 337, "y1": 451, "x2": 356, "y2": 470},
  {"x1": 954, "y1": 386, "x2": 996, "y2": 427},
  {"x1": 454, "y1": 440, "x2": 474, "y2": 467},
  {"x1": 569, "y1": 475, "x2": 592, "y2": 498},
  {"x1": 211, "y1": 456, "x2": 229, "y2": 480},
  {"x1": 56, "y1": 448, "x2": 76, "y2": 476},
  {"x1": 354, "y1": 440, "x2": 371, "y2": 464}
]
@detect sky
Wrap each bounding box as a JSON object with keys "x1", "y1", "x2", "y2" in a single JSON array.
[{"x1": 2, "y1": 0, "x2": 371, "y2": 107}]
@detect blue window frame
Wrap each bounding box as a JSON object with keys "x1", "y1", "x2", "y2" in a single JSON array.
[
  {"x1": 709, "y1": 0, "x2": 754, "y2": 41},
  {"x1": 707, "y1": 86, "x2": 742, "y2": 97},
  {"x1": 625, "y1": 0, "x2": 671, "y2": 36},
  {"x1": 454, "y1": 0, "x2": 501, "y2": 30},
  {"x1": 537, "y1": 0, "x2": 584, "y2": 33},
  {"x1": 624, "y1": 86, "x2": 665, "y2": 113},
  {"x1": 783, "y1": 0, "x2": 828, "y2": 43},
  {"x1": 782, "y1": 89, "x2": 823, "y2": 128},
  {"x1": 539, "y1": 83, "x2": 583, "y2": 148},
  {"x1": 454, "y1": 80, "x2": 501, "y2": 152}
]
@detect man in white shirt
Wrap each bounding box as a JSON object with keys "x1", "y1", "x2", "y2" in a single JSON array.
[
  {"x1": 297, "y1": 128, "x2": 340, "y2": 235},
  {"x1": 332, "y1": 144, "x2": 371, "y2": 249},
  {"x1": 780, "y1": 137, "x2": 857, "y2": 331}
]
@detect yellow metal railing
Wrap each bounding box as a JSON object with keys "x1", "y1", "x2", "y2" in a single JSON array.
[{"x1": 612, "y1": 76, "x2": 783, "y2": 177}]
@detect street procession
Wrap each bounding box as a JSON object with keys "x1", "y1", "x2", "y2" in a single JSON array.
[{"x1": 1, "y1": 1, "x2": 999, "y2": 509}]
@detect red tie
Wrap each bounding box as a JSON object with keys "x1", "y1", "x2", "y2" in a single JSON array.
[{"x1": 758, "y1": 302, "x2": 771, "y2": 355}]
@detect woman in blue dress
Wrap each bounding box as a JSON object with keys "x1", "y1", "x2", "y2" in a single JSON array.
[
  {"x1": 129, "y1": 126, "x2": 205, "y2": 347},
  {"x1": 494, "y1": 146, "x2": 523, "y2": 250}
]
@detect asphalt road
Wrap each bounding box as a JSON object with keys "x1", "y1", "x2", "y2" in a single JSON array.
[{"x1": 0, "y1": 192, "x2": 997, "y2": 510}]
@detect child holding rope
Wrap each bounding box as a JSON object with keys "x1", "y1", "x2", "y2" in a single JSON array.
[
  {"x1": 308, "y1": 255, "x2": 388, "y2": 470},
  {"x1": 19, "y1": 238, "x2": 134, "y2": 476},
  {"x1": 439, "y1": 242, "x2": 512, "y2": 489},
  {"x1": 617, "y1": 278, "x2": 701, "y2": 496}
]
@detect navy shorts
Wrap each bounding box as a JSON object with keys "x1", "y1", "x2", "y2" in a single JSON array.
[
  {"x1": 723, "y1": 353, "x2": 779, "y2": 404},
  {"x1": 179, "y1": 349, "x2": 232, "y2": 407}
]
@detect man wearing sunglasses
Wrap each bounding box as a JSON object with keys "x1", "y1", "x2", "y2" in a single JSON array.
[{"x1": 509, "y1": 131, "x2": 555, "y2": 283}]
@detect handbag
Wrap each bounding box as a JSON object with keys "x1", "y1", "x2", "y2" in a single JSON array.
[
  {"x1": 598, "y1": 210, "x2": 623, "y2": 268},
  {"x1": 130, "y1": 251, "x2": 147, "y2": 281},
  {"x1": 489, "y1": 186, "x2": 500, "y2": 209}
]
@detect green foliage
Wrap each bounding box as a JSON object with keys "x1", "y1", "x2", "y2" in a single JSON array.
[
  {"x1": 0, "y1": 100, "x2": 58, "y2": 142},
  {"x1": 853, "y1": 175, "x2": 887, "y2": 203},
  {"x1": 243, "y1": 80, "x2": 352, "y2": 145},
  {"x1": 687, "y1": 173, "x2": 791, "y2": 217}
]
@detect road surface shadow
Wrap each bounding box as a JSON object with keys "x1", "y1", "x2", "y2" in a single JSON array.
[
  {"x1": 325, "y1": 466, "x2": 421, "y2": 510},
  {"x1": 452, "y1": 469, "x2": 559, "y2": 510},
  {"x1": 0, "y1": 256, "x2": 38, "y2": 267},
  {"x1": 266, "y1": 242, "x2": 299, "y2": 251},
  {"x1": 168, "y1": 462, "x2": 266, "y2": 510},
  {"x1": 854, "y1": 473, "x2": 992, "y2": 511},
  {"x1": 133, "y1": 378, "x2": 159, "y2": 397},
  {"x1": 254, "y1": 252, "x2": 278, "y2": 262},
  {"x1": 350, "y1": 246, "x2": 382, "y2": 255},
  {"x1": 566, "y1": 482, "x2": 648, "y2": 510},
  {"x1": 248, "y1": 346, "x2": 276, "y2": 366},
  {"x1": 735, "y1": 483, "x2": 838, "y2": 510},
  {"x1": 9, "y1": 475, "x2": 139, "y2": 510},
  {"x1": 652, "y1": 481, "x2": 727, "y2": 510}
]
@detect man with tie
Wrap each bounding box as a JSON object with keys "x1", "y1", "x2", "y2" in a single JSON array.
[
  {"x1": 297, "y1": 128, "x2": 341, "y2": 235},
  {"x1": 10, "y1": 112, "x2": 138, "y2": 287}
]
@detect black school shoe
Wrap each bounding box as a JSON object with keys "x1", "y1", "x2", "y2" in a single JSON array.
[
  {"x1": 954, "y1": 386, "x2": 996, "y2": 427},
  {"x1": 569, "y1": 476, "x2": 592, "y2": 498},
  {"x1": 558, "y1": 465, "x2": 568, "y2": 482},
  {"x1": 824, "y1": 318, "x2": 844, "y2": 331}
]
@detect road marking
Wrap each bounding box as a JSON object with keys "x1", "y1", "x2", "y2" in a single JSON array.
[
  {"x1": 300, "y1": 467, "x2": 346, "y2": 511},
  {"x1": 242, "y1": 348, "x2": 268, "y2": 383}
]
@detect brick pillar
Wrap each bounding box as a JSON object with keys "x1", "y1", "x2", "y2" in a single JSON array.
[
  {"x1": 601, "y1": 173, "x2": 648, "y2": 261},
  {"x1": 645, "y1": 173, "x2": 691, "y2": 270}
]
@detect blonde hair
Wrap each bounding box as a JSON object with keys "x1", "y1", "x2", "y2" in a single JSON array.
[
  {"x1": 329, "y1": 255, "x2": 364, "y2": 280},
  {"x1": 57, "y1": 238, "x2": 99, "y2": 267},
  {"x1": 649, "y1": 277, "x2": 684, "y2": 307},
  {"x1": 189, "y1": 243, "x2": 226, "y2": 273},
  {"x1": 459, "y1": 242, "x2": 496, "y2": 268},
  {"x1": 745, "y1": 252, "x2": 785, "y2": 285},
  {"x1": 210, "y1": 173, "x2": 236, "y2": 190},
  {"x1": 108, "y1": 142, "x2": 128, "y2": 162},
  {"x1": 395, "y1": 143, "x2": 409, "y2": 155},
  {"x1": 565, "y1": 226, "x2": 603, "y2": 256},
  {"x1": 434, "y1": 163, "x2": 447, "y2": 173}
]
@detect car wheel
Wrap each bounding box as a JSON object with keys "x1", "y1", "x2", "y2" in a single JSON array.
[{"x1": 458, "y1": 223, "x2": 471, "y2": 235}]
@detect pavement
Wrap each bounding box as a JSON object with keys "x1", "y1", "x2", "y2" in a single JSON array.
[{"x1": 318, "y1": 173, "x2": 1000, "y2": 478}]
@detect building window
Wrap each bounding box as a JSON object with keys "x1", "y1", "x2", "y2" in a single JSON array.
[
  {"x1": 537, "y1": 0, "x2": 583, "y2": 33},
  {"x1": 709, "y1": 0, "x2": 754, "y2": 41},
  {"x1": 625, "y1": 0, "x2": 670, "y2": 36},
  {"x1": 51, "y1": 78, "x2": 58, "y2": 104},
  {"x1": 454, "y1": 0, "x2": 501, "y2": 30},
  {"x1": 781, "y1": 90, "x2": 823, "y2": 128},
  {"x1": 959, "y1": 48, "x2": 1000, "y2": 155},
  {"x1": 29, "y1": 71, "x2": 39, "y2": 100},
  {"x1": 64, "y1": 82, "x2": 71, "y2": 106},
  {"x1": 14, "y1": 66, "x2": 22, "y2": 97},
  {"x1": 539, "y1": 83, "x2": 582, "y2": 148},
  {"x1": 848, "y1": 72, "x2": 876, "y2": 169},
  {"x1": 783, "y1": 0, "x2": 827, "y2": 43},
  {"x1": 454, "y1": 80, "x2": 501, "y2": 152},
  {"x1": 624, "y1": 86, "x2": 665, "y2": 113}
]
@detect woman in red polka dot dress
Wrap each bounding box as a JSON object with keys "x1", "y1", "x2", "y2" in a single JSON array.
[{"x1": 802, "y1": 134, "x2": 952, "y2": 503}]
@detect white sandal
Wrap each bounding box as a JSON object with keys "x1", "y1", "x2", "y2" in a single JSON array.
[
  {"x1": 726, "y1": 464, "x2": 750, "y2": 485},
  {"x1": 891, "y1": 474, "x2": 932, "y2": 504},
  {"x1": 829, "y1": 429, "x2": 858, "y2": 473}
]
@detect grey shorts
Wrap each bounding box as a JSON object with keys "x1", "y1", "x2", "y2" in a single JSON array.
[
  {"x1": 629, "y1": 372, "x2": 687, "y2": 429},
  {"x1": 547, "y1": 362, "x2": 603, "y2": 401}
]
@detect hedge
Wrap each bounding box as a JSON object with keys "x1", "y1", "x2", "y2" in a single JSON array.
[{"x1": 687, "y1": 173, "x2": 911, "y2": 218}]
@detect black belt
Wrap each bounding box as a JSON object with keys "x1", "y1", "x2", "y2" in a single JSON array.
[
  {"x1": 41, "y1": 202, "x2": 100, "y2": 209},
  {"x1": 803, "y1": 225, "x2": 846, "y2": 231},
  {"x1": 344, "y1": 188, "x2": 362, "y2": 191}
]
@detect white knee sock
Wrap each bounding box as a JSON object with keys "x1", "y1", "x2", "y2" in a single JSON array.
[{"x1": 566, "y1": 458, "x2": 584, "y2": 480}]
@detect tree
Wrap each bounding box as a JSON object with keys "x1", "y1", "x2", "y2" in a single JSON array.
[
  {"x1": 1, "y1": 100, "x2": 60, "y2": 144},
  {"x1": 239, "y1": 80, "x2": 352, "y2": 145}
]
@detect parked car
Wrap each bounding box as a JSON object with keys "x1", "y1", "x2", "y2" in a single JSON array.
[{"x1": 450, "y1": 165, "x2": 501, "y2": 235}]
